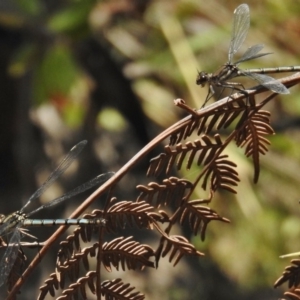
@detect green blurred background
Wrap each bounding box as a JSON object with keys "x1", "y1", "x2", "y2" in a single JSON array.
[{"x1": 0, "y1": 0, "x2": 300, "y2": 299}]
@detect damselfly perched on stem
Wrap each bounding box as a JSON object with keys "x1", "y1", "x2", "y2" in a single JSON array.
[
  {"x1": 0, "y1": 140, "x2": 113, "y2": 287},
  {"x1": 197, "y1": 3, "x2": 300, "y2": 107}
]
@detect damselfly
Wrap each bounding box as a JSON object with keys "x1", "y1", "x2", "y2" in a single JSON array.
[
  {"x1": 0, "y1": 140, "x2": 113, "y2": 287},
  {"x1": 197, "y1": 4, "x2": 300, "y2": 106}
]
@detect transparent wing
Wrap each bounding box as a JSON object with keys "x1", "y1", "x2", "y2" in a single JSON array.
[
  {"x1": 228, "y1": 4, "x2": 250, "y2": 63},
  {"x1": 20, "y1": 140, "x2": 87, "y2": 213},
  {"x1": 242, "y1": 71, "x2": 290, "y2": 94},
  {"x1": 0, "y1": 229, "x2": 21, "y2": 287},
  {"x1": 0, "y1": 223, "x2": 8, "y2": 237},
  {"x1": 235, "y1": 44, "x2": 271, "y2": 64},
  {"x1": 0, "y1": 214, "x2": 18, "y2": 237},
  {"x1": 27, "y1": 172, "x2": 114, "y2": 217}
]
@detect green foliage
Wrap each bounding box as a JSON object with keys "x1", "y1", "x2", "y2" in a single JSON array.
[
  {"x1": 47, "y1": 0, "x2": 94, "y2": 35},
  {"x1": 16, "y1": 0, "x2": 42, "y2": 16},
  {"x1": 33, "y1": 44, "x2": 79, "y2": 105}
]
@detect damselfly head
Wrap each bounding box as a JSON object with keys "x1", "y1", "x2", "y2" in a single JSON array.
[{"x1": 196, "y1": 71, "x2": 209, "y2": 87}]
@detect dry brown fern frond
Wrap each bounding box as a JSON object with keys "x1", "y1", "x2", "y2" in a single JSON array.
[
  {"x1": 281, "y1": 288, "x2": 300, "y2": 300},
  {"x1": 40, "y1": 274, "x2": 146, "y2": 300},
  {"x1": 201, "y1": 154, "x2": 239, "y2": 193},
  {"x1": 170, "y1": 98, "x2": 249, "y2": 145},
  {"x1": 55, "y1": 271, "x2": 97, "y2": 300},
  {"x1": 37, "y1": 211, "x2": 109, "y2": 299},
  {"x1": 273, "y1": 259, "x2": 300, "y2": 300},
  {"x1": 54, "y1": 211, "x2": 106, "y2": 263},
  {"x1": 147, "y1": 133, "x2": 239, "y2": 194},
  {"x1": 102, "y1": 236, "x2": 155, "y2": 272},
  {"x1": 40, "y1": 271, "x2": 97, "y2": 300},
  {"x1": 39, "y1": 234, "x2": 155, "y2": 299},
  {"x1": 171, "y1": 198, "x2": 230, "y2": 240},
  {"x1": 40, "y1": 196, "x2": 210, "y2": 298},
  {"x1": 101, "y1": 278, "x2": 145, "y2": 300},
  {"x1": 155, "y1": 235, "x2": 204, "y2": 267},
  {"x1": 56, "y1": 243, "x2": 100, "y2": 283},
  {"x1": 148, "y1": 134, "x2": 224, "y2": 177},
  {"x1": 80, "y1": 211, "x2": 107, "y2": 242},
  {"x1": 274, "y1": 259, "x2": 300, "y2": 289},
  {"x1": 136, "y1": 177, "x2": 193, "y2": 208},
  {"x1": 171, "y1": 95, "x2": 276, "y2": 186},
  {"x1": 235, "y1": 109, "x2": 274, "y2": 183},
  {"x1": 106, "y1": 200, "x2": 156, "y2": 231},
  {"x1": 39, "y1": 273, "x2": 60, "y2": 299},
  {"x1": 39, "y1": 243, "x2": 101, "y2": 298}
]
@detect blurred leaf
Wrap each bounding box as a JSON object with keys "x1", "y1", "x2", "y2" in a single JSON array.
[
  {"x1": 47, "y1": 0, "x2": 94, "y2": 34},
  {"x1": 133, "y1": 79, "x2": 178, "y2": 127},
  {"x1": 97, "y1": 107, "x2": 128, "y2": 132},
  {"x1": 62, "y1": 101, "x2": 86, "y2": 127},
  {"x1": 16, "y1": 0, "x2": 42, "y2": 16},
  {"x1": 33, "y1": 43, "x2": 79, "y2": 105},
  {"x1": 9, "y1": 43, "x2": 36, "y2": 77}
]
